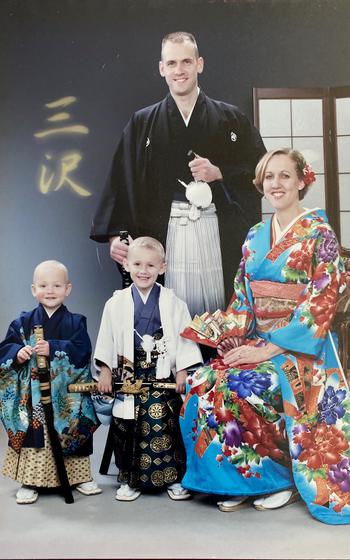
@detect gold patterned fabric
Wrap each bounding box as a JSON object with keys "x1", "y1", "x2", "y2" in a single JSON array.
[
  {"x1": 250, "y1": 280, "x2": 306, "y2": 333},
  {"x1": 112, "y1": 387, "x2": 185, "y2": 490},
  {"x1": 2, "y1": 422, "x2": 91, "y2": 487}
]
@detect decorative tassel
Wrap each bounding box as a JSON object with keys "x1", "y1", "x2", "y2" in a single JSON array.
[
  {"x1": 155, "y1": 338, "x2": 170, "y2": 379},
  {"x1": 141, "y1": 334, "x2": 155, "y2": 364}
]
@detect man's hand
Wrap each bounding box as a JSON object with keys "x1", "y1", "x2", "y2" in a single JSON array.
[
  {"x1": 189, "y1": 154, "x2": 223, "y2": 183},
  {"x1": 97, "y1": 365, "x2": 113, "y2": 394},
  {"x1": 16, "y1": 345, "x2": 33, "y2": 364},
  {"x1": 175, "y1": 369, "x2": 188, "y2": 394},
  {"x1": 110, "y1": 235, "x2": 133, "y2": 265},
  {"x1": 33, "y1": 339, "x2": 50, "y2": 357}
]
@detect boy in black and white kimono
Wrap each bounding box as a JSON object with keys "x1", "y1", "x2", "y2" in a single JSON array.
[{"x1": 95, "y1": 237, "x2": 202, "y2": 501}]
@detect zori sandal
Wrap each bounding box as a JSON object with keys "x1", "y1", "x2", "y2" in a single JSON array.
[{"x1": 167, "y1": 483, "x2": 192, "y2": 501}]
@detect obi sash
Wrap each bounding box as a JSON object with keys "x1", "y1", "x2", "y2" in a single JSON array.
[{"x1": 250, "y1": 280, "x2": 307, "y2": 334}]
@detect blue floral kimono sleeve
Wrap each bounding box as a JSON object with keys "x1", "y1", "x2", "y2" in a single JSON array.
[
  {"x1": 266, "y1": 226, "x2": 344, "y2": 357},
  {"x1": 228, "y1": 235, "x2": 257, "y2": 337}
]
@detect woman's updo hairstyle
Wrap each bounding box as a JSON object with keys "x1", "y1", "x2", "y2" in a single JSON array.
[{"x1": 253, "y1": 148, "x2": 315, "y2": 200}]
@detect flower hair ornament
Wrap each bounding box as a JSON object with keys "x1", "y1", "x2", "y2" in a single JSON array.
[{"x1": 302, "y1": 163, "x2": 316, "y2": 186}]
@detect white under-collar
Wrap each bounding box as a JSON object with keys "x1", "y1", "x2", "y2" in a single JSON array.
[
  {"x1": 43, "y1": 305, "x2": 62, "y2": 318},
  {"x1": 179, "y1": 87, "x2": 200, "y2": 126},
  {"x1": 133, "y1": 284, "x2": 153, "y2": 304},
  {"x1": 273, "y1": 207, "x2": 319, "y2": 242}
]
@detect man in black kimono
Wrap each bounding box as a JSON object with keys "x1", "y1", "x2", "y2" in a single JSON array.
[{"x1": 90, "y1": 31, "x2": 265, "y2": 316}]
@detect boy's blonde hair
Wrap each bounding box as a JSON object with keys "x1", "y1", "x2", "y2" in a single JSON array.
[
  {"x1": 128, "y1": 237, "x2": 165, "y2": 262},
  {"x1": 32, "y1": 260, "x2": 70, "y2": 283}
]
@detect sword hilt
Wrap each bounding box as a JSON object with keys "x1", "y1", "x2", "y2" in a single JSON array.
[{"x1": 119, "y1": 230, "x2": 132, "y2": 288}]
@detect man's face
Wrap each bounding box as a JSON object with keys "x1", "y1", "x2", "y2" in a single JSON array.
[{"x1": 159, "y1": 40, "x2": 204, "y2": 98}]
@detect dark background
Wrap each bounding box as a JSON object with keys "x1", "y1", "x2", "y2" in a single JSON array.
[{"x1": 1, "y1": 0, "x2": 350, "y2": 350}]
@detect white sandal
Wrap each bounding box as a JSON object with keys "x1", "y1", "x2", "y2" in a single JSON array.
[
  {"x1": 167, "y1": 483, "x2": 192, "y2": 501},
  {"x1": 76, "y1": 480, "x2": 102, "y2": 496},
  {"x1": 115, "y1": 484, "x2": 141, "y2": 502},
  {"x1": 217, "y1": 496, "x2": 249, "y2": 512},
  {"x1": 253, "y1": 489, "x2": 299, "y2": 511},
  {"x1": 16, "y1": 486, "x2": 39, "y2": 505}
]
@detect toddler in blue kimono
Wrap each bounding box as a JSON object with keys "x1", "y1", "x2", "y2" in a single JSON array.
[
  {"x1": 0, "y1": 260, "x2": 101, "y2": 504},
  {"x1": 95, "y1": 237, "x2": 202, "y2": 502}
]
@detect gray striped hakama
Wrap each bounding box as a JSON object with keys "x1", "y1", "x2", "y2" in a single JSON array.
[{"x1": 164, "y1": 201, "x2": 225, "y2": 317}]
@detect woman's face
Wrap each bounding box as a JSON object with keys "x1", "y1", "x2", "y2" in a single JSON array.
[{"x1": 263, "y1": 154, "x2": 305, "y2": 213}]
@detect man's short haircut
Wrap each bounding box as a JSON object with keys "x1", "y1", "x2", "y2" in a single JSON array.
[
  {"x1": 128, "y1": 236, "x2": 165, "y2": 262},
  {"x1": 33, "y1": 260, "x2": 69, "y2": 283},
  {"x1": 161, "y1": 31, "x2": 199, "y2": 58}
]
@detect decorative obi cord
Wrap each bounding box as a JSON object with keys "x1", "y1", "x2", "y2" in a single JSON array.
[{"x1": 250, "y1": 280, "x2": 306, "y2": 335}]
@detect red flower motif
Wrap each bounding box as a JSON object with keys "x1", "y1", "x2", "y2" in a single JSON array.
[
  {"x1": 238, "y1": 398, "x2": 289, "y2": 464},
  {"x1": 309, "y1": 280, "x2": 339, "y2": 328},
  {"x1": 294, "y1": 423, "x2": 348, "y2": 469},
  {"x1": 313, "y1": 262, "x2": 328, "y2": 283},
  {"x1": 222, "y1": 444, "x2": 233, "y2": 457},
  {"x1": 210, "y1": 358, "x2": 228, "y2": 371},
  {"x1": 310, "y1": 301, "x2": 337, "y2": 329},
  {"x1": 207, "y1": 390, "x2": 215, "y2": 403},
  {"x1": 215, "y1": 403, "x2": 235, "y2": 424},
  {"x1": 327, "y1": 480, "x2": 350, "y2": 513},
  {"x1": 287, "y1": 249, "x2": 309, "y2": 272},
  {"x1": 299, "y1": 218, "x2": 312, "y2": 229}
]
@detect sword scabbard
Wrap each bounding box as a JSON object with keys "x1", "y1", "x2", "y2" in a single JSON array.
[
  {"x1": 33, "y1": 325, "x2": 74, "y2": 504},
  {"x1": 68, "y1": 380, "x2": 177, "y2": 394}
]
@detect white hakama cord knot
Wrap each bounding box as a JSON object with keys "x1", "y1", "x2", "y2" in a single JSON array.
[
  {"x1": 139, "y1": 333, "x2": 155, "y2": 364},
  {"x1": 178, "y1": 179, "x2": 212, "y2": 222}
]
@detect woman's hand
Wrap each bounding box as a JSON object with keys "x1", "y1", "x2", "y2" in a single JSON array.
[
  {"x1": 222, "y1": 342, "x2": 283, "y2": 367},
  {"x1": 217, "y1": 336, "x2": 244, "y2": 357}
]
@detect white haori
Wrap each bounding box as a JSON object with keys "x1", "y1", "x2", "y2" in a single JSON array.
[
  {"x1": 94, "y1": 283, "x2": 202, "y2": 419},
  {"x1": 165, "y1": 201, "x2": 225, "y2": 317}
]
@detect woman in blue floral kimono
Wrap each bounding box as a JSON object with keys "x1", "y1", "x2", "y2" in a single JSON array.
[{"x1": 180, "y1": 148, "x2": 350, "y2": 524}]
